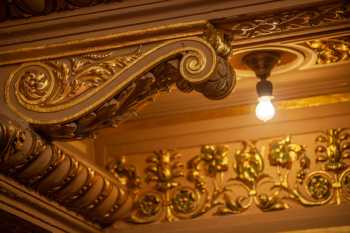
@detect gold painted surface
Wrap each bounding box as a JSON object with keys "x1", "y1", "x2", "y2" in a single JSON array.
[
  {"x1": 5, "y1": 28, "x2": 236, "y2": 139},
  {"x1": 307, "y1": 37, "x2": 350, "y2": 65},
  {"x1": 204, "y1": 24, "x2": 232, "y2": 58},
  {"x1": 277, "y1": 93, "x2": 350, "y2": 110},
  {"x1": 11, "y1": 49, "x2": 141, "y2": 112},
  {"x1": 218, "y1": 2, "x2": 350, "y2": 41},
  {"x1": 121, "y1": 93, "x2": 350, "y2": 129},
  {"x1": 281, "y1": 225, "x2": 350, "y2": 233},
  {"x1": 108, "y1": 128, "x2": 350, "y2": 224},
  {"x1": 5, "y1": 37, "x2": 217, "y2": 120}
]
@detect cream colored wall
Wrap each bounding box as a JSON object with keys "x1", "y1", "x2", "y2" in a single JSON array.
[{"x1": 55, "y1": 139, "x2": 96, "y2": 163}]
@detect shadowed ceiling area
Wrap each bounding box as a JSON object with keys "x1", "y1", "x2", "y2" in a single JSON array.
[
  {"x1": 0, "y1": 209, "x2": 50, "y2": 233},
  {"x1": 0, "y1": 0, "x2": 122, "y2": 22}
]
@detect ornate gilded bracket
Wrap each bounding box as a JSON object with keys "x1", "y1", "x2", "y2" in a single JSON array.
[{"x1": 5, "y1": 29, "x2": 235, "y2": 140}]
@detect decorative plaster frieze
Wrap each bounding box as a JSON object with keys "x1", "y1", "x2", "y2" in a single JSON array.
[{"x1": 108, "y1": 128, "x2": 350, "y2": 224}]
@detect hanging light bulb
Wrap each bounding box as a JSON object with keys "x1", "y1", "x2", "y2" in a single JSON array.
[
  {"x1": 255, "y1": 79, "x2": 275, "y2": 122},
  {"x1": 255, "y1": 96, "x2": 275, "y2": 122},
  {"x1": 242, "y1": 50, "x2": 280, "y2": 122}
]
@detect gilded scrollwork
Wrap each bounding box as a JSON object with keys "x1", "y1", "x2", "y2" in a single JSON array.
[
  {"x1": 189, "y1": 145, "x2": 229, "y2": 178},
  {"x1": 306, "y1": 173, "x2": 332, "y2": 200},
  {"x1": 6, "y1": 35, "x2": 235, "y2": 140},
  {"x1": 136, "y1": 193, "x2": 162, "y2": 219},
  {"x1": 107, "y1": 156, "x2": 141, "y2": 190},
  {"x1": 12, "y1": 50, "x2": 141, "y2": 112},
  {"x1": 127, "y1": 151, "x2": 190, "y2": 223},
  {"x1": 269, "y1": 136, "x2": 305, "y2": 169},
  {"x1": 171, "y1": 187, "x2": 198, "y2": 214},
  {"x1": 3, "y1": 122, "x2": 348, "y2": 227},
  {"x1": 145, "y1": 150, "x2": 184, "y2": 192},
  {"x1": 341, "y1": 169, "x2": 350, "y2": 201},
  {"x1": 307, "y1": 37, "x2": 350, "y2": 65},
  {"x1": 204, "y1": 24, "x2": 232, "y2": 58},
  {"x1": 233, "y1": 141, "x2": 264, "y2": 188},
  {"x1": 108, "y1": 128, "x2": 350, "y2": 225},
  {"x1": 315, "y1": 128, "x2": 350, "y2": 172},
  {"x1": 218, "y1": 141, "x2": 287, "y2": 214},
  {"x1": 217, "y1": 2, "x2": 350, "y2": 40}
]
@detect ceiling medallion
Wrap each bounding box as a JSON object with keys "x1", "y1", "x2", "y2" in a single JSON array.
[{"x1": 230, "y1": 46, "x2": 305, "y2": 79}]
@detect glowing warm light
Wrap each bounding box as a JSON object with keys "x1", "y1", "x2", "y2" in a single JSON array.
[{"x1": 255, "y1": 96, "x2": 275, "y2": 122}]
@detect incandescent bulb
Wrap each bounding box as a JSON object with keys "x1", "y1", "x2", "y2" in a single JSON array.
[{"x1": 255, "y1": 96, "x2": 275, "y2": 122}]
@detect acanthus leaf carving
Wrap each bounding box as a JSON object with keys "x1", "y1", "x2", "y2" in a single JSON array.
[
  {"x1": 107, "y1": 128, "x2": 350, "y2": 225},
  {"x1": 6, "y1": 31, "x2": 235, "y2": 140},
  {"x1": 306, "y1": 36, "x2": 350, "y2": 65},
  {"x1": 13, "y1": 49, "x2": 142, "y2": 112},
  {"x1": 2, "y1": 119, "x2": 350, "y2": 227}
]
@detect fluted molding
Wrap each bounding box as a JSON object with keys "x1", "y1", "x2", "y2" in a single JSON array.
[{"x1": 0, "y1": 116, "x2": 132, "y2": 227}]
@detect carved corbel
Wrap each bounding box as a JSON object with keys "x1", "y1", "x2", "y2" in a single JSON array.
[
  {"x1": 5, "y1": 26, "x2": 235, "y2": 140},
  {"x1": 0, "y1": 116, "x2": 132, "y2": 227}
]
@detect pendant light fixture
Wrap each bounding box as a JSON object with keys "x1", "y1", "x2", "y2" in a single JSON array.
[{"x1": 243, "y1": 51, "x2": 280, "y2": 122}]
